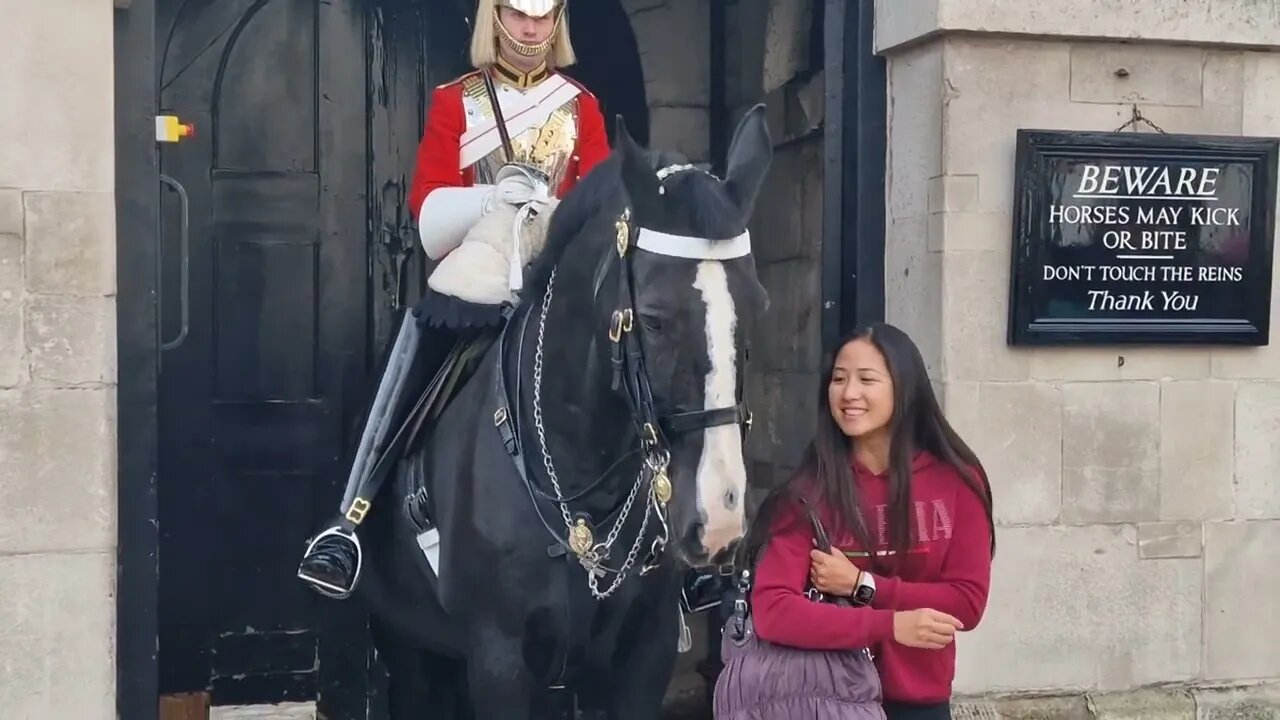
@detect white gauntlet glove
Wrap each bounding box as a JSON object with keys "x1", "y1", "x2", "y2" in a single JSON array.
[{"x1": 488, "y1": 163, "x2": 552, "y2": 209}]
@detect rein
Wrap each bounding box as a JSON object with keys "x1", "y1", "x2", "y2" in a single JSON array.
[{"x1": 491, "y1": 164, "x2": 754, "y2": 601}]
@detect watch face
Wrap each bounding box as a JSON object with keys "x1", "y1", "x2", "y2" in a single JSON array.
[{"x1": 853, "y1": 583, "x2": 875, "y2": 606}]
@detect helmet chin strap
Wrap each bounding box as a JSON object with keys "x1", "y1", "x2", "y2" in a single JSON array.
[{"x1": 493, "y1": 8, "x2": 561, "y2": 58}]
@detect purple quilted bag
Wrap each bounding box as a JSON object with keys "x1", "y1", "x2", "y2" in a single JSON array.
[{"x1": 713, "y1": 499, "x2": 886, "y2": 720}]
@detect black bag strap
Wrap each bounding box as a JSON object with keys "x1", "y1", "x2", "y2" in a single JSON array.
[{"x1": 796, "y1": 495, "x2": 832, "y2": 553}]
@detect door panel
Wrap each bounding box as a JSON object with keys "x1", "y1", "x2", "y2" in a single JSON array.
[{"x1": 155, "y1": 0, "x2": 463, "y2": 715}]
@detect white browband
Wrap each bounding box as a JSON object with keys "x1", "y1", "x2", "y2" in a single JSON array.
[
  {"x1": 635, "y1": 227, "x2": 752, "y2": 260},
  {"x1": 635, "y1": 164, "x2": 749, "y2": 260}
]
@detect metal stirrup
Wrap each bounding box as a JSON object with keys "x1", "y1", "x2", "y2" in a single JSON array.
[{"x1": 297, "y1": 526, "x2": 364, "y2": 600}]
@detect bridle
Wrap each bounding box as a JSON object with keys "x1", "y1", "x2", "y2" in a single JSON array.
[{"x1": 492, "y1": 164, "x2": 753, "y2": 599}]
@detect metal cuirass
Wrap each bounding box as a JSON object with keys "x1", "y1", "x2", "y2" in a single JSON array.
[{"x1": 460, "y1": 74, "x2": 579, "y2": 191}]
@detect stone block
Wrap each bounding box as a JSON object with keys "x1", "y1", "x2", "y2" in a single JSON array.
[
  {"x1": 929, "y1": 210, "x2": 1009, "y2": 254},
  {"x1": 1193, "y1": 683, "x2": 1280, "y2": 720},
  {"x1": 928, "y1": 174, "x2": 980, "y2": 214},
  {"x1": 743, "y1": 369, "x2": 815, "y2": 470},
  {"x1": 876, "y1": 0, "x2": 1280, "y2": 52},
  {"x1": 761, "y1": 0, "x2": 813, "y2": 93},
  {"x1": 1031, "y1": 347, "x2": 1211, "y2": 382},
  {"x1": 1137, "y1": 521, "x2": 1202, "y2": 559},
  {"x1": 953, "y1": 694, "x2": 1090, "y2": 720},
  {"x1": 0, "y1": 232, "x2": 20, "y2": 297},
  {"x1": 0, "y1": 295, "x2": 21, "y2": 386},
  {"x1": 1204, "y1": 520, "x2": 1280, "y2": 680},
  {"x1": 1090, "y1": 688, "x2": 1196, "y2": 720},
  {"x1": 210, "y1": 703, "x2": 317, "y2": 720},
  {"x1": 774, "y1": 370, "x2": 817, "y2": 465},
  {"x1": 940, "y1": 251, "x2": 1031, "y2": 382},
  {"x1": 754, "y1": 258, "x2": 820, "y2": 373},
  {"x1": 944, "y1": 381, "x2": 1062, "y2": 525},
  {"x1": 749, "y1": 142, "x2": 810, "y2": 264},
  {"x1": 1160, "y1": 381, "x2": 1235, "y2": 521},
  {"x1": 25, "y1": 295, "x2": 116, "y2": 385},
  {"x1": 630, "y1": 0, "x2": 709, "y2": 106},
  {"x1": 1060, "y1": 382, "x2": 1159, "y2": 524},
  {"x1": 887, "y1": 42, "x2": 943, "y2": 220},
  {"x1": 954, "y1": 525, "x2": 1201, "y2": 694},
  {"x1": 1243, "y1": 52, "x2": 1280, "y2": 135},
  {"x1": 0, "y1": 188, "x2": 22, "y2": 235},
  {"x1": 648, "y1": 106, "x2": 709, "y2": 164},
  {"x1": 873, "y1": 0, "x2": 941, "y2": 58},
  {"x1": 0, "y1": 387, "x2": 116, "y2": 553},
  {"x1": 743, "y1": 370, "x2": 777, "y2": 464},
  {"x1": 0, "y1": 551, "x2": 114, "y2": 719},
  {"x1": 1069, "y1": 43, "x2": 1205, "y2": 106},
  {"x1": 942, "y1": 38, "x2": 1131, "y2": 212},
  {"x1": 0, "y1": 297, "x2": 21, "y2": 387},
  {"x1": 1234, "y1": 382, "x2": 1280, "y2": 520},
  {"x1": 0, "y1": 0, "x2": 113, "y2": 192},
  {"x1": 884, "y1": 216, "x2": 943, "y2": 375},
  {"x1": 23, "y1": 191, "x2": 115, "y2": 296}
]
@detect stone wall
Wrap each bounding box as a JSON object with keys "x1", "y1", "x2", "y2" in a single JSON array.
[
  {"x1": 0, "y1": 1, "x2": 117, "y2": 717},
  {"x1": 876, "y1": 0, "x2": 1280, "y2": 705}
]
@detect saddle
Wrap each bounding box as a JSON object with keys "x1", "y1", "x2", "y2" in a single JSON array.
[{"x1": 398, "y1": 314, "x2": 500, "y2": 536}]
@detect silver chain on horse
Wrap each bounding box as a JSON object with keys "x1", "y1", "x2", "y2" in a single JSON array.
[{"x1": 531, "y1": 267, "x2": 671, "y2": 599}]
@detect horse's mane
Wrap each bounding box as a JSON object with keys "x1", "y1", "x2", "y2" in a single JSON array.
[
  {"x1": 521, "y1": 147, "x2": 748, "y2": 303},
  {"x1": 523, "y1": 152, "x2": 626, "y2": 300}
]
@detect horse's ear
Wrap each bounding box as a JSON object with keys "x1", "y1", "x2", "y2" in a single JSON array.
[
  {"x1": 614, "y1": 114, "x2": 661, "y2": 209},
  {"x1": 722, "y1": 104, "x2": 772, "y2": 212}
]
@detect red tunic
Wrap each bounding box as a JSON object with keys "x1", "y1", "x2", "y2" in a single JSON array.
[{"x1": 407, "y1": 72, "x2": 611, "y2": 220}]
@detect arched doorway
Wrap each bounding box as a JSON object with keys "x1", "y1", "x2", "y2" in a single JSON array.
[{"x1": 560, "y1": 0, "x2": 649, "y2": 146}]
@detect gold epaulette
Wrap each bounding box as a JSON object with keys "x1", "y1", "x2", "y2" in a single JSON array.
[
  {"x1": 436, "y1": 70, "x2": 481, "y2": 90},
  {"x1": 461, "y1": 74, "x2": 488, "y2": 103}
]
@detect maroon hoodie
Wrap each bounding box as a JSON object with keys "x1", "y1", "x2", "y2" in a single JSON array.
[{"x1": 750, "y1": 451, "x2": 993, "y2": 705}]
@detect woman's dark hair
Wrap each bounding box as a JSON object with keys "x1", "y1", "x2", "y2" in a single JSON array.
[{"x1": 739, "y1": 323, "x2": 995, "y2": 574}]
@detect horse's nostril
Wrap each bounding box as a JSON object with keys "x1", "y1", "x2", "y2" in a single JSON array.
[{"x1": 723, "y1": 489, "x2": 739, "y2": 510}]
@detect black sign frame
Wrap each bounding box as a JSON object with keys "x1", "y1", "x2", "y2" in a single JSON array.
[{"x1": 1007, "y1": 129, "x2": 1279, "y2": 346}]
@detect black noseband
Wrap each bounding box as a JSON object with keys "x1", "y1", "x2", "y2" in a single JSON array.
[{"x1": 661, "y1": 404, "x2": 752, "y2": 436}]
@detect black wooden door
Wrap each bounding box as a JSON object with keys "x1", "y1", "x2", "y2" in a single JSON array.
[{"x1": 155, "y1": 0, "x2": 465, "y2": 715}]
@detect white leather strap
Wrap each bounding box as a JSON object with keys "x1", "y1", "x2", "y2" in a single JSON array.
[{"x1": 635, "y1": 228, "x2": 752, "y2": 260}]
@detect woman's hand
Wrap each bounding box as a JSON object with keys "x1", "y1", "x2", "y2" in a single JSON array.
[
  {"x1": 808, "y1": 548, "x2": 861, "y2": 597},
  {"x1": 892, "y1": 608, "x2": 963, "y2": 649}
]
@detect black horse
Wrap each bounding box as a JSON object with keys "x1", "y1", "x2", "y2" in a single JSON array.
[{"x1": 353, "y1": 105, "x2": 773, "y2": 719}]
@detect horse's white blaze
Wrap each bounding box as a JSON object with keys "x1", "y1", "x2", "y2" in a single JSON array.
[{"x1": 692, "y1": 261, "x2": 747, "y2": 559}]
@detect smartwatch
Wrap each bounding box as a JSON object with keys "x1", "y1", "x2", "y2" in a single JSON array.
[{"x1": 850, "y1": 570, "x2": 876, "y2": 607}]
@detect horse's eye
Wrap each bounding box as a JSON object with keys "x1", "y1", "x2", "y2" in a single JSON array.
[{"x1": 640, "y1": 314, "x2": 664, "y2": 333}]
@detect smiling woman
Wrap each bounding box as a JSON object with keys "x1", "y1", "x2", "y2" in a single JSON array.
[{"x1": 718, "y1": 323, "x2": 996, "y2": 720}]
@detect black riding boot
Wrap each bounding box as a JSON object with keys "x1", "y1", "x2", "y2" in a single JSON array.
[
  {"x1": 297, "y1": 305, "x2": 478, "y2": 601},
  {"x1": 299, "y1": 523, "x2": 362, "y2": 599}
]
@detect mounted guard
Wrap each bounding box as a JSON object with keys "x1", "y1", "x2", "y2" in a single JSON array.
[{"x1": 297, "y1": 0, "x2": 610, "y2": 600}]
